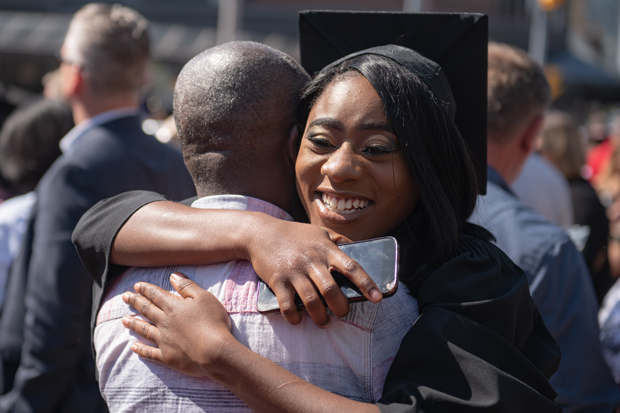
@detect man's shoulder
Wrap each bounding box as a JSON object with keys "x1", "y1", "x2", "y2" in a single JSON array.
[
  {"x1": 98, "y1": 261, "x2": 241, "y2": 326},
  {"x1": 70, "y1": 118, "x2": 170, "y2": 160},
  {"x1": 474, "y1": 181, "x2": 566, "y2": 237},
  {"x1": 472, "y1": 180, "x2": 570, "y2": 277},
  {"x1": 55, "y1": 119, "x2": 188, "y2": 191}
]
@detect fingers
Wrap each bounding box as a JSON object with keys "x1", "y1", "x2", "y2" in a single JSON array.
[
  {"x1": 291, "y1": 275, "x2": 330, "y2": 327},
  {"x1": 123, "y1": 291, "x2": 165, "y2": 324},
  {"x1": 330, "y1": 249, "x2": 382, "y2": 303},
  {"x1": 272, "y1": 269, "x2": 347, "y2": 327},
  {"x1": 133, "y1": 281, "x2": 177, "y2": 312},
  {"x1": 170, "y1": 272, "x2": 203, "y2": 299},
  {"x1": 131, "y1": 341, "x2": 165, "y2": 364},
  {"x1": 324, "y1": 228, "x2": 353, "y2": 245},
  {"x1": 122, "y1": 315, "x2": 162, "y2": 344},
  {"x1": 271, "y1": 282, "x2": 302, "y2": 326},
  {"x1": 310, "y1": 266, "x2": 350, "y2": 319}
]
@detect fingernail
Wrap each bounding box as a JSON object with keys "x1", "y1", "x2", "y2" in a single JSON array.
[
  {"x1": 319, "y1": 318, "x2": 331, "y2": 329},
  {"x1": 131, "y1": 343, "x2": 139, "y2": 352},
  {"x1": 122, "y1": 292, "x2": 129, "y2": 303},
  {"x1": 370, "y1": 288, "x2": 382, "y2": 302},
  {"x1": 134, "y1": 283, "x2": 141, "y2": 291},
  {"x1": 170, "y1": 272, "x2": 184, "y2": 282},
  {"x1": 122, "y1": 317, "x2": 130, "y2": 326}
]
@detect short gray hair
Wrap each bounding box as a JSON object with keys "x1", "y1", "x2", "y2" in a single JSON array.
[
  {"x1": 63, "y1": 3, "x2": 150, "y2": 94},
  {"x1": 487, "y1": 42, "x2": 551, "y2": 143}
]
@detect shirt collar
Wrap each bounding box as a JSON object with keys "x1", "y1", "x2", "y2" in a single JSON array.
[
  {"x1": 59, "y1": 107, "x2": 140, "y2": 155},
  {"x1": 191, "y1": 195, "x2": 293, "y2": 221},
  {"x1": 486, "y1": 165, "x2": 516, "y2": 197}
]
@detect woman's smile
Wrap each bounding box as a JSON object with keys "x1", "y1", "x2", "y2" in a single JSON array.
[
  {"x1": 314, "y1": 191, "x2": 373, "y2": 222},
  {"x1": 296, "y1": 74, "x2": 419, "y2": 241}
]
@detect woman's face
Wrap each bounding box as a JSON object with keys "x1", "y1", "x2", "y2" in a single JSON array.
[{"x1": 296, "y1": 74, "x2": 419, "y2": 241}]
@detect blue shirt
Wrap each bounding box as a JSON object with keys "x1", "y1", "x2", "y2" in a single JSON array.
[{"x1": 470, "y1": 166, "x2": 620, "y2": 413}]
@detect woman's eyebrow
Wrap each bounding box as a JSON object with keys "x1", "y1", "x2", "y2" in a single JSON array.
[
  {"x1": 359, "y1": 120, "x2": 392, "y2": 133},
  {"x1": 306, "y1": 118, "x2": 343, "y2": 131}
]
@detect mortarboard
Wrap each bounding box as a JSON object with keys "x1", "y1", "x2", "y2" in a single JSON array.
[{"x1": 298, "y1": 11, "x2": 488, "y2": 194}]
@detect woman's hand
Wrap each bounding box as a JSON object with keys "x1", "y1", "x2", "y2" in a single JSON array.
[
  {"x1": 245, "y1": 215, "x2": 383, "y2": 327},
  {"x1": 123, "y1": 272, "x2": 380, "y2": 413},
  {"x1": 122, "y1": 271, "x2": 233, "y2": 378}
]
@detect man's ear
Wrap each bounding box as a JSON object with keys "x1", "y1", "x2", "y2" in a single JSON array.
[
  {"x1": 65, "y1": 64, "x2": 84, "y2": 98},
  {"x1": 285, "y1": 124, "x2": 300, "y2": 164},
  {"x1": 520, "y1": 114, "x2": 544, "y2": 154}
]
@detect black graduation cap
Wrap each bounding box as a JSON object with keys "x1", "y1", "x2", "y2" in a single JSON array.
[{"x1": 299, "y1": 11, "x2": 488, "y2": 194}]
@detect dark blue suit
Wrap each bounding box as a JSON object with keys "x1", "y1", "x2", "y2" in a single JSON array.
[{"x1": 0, "y1": 115, "x2": 195, "y2": 412}]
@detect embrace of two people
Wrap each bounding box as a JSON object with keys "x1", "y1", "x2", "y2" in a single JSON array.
[{"x1": 74, "y1": 11, "x2": 562, "y2": 413}]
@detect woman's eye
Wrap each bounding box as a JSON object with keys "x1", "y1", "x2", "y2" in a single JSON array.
[
  {"x1": 363, "y1": 144, "x2": 394, "y2": 155},
  {"x1": 307, "y1": 136, "x2": 333, "y2": 148}
]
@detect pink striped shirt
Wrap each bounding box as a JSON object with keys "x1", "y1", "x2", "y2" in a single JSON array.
[{"x1": 94, "y1": 195, "x2": 419, "y2": 412}]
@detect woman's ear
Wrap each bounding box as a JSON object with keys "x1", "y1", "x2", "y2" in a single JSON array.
[{"x1": 286, "y1": 124, "x2": 300, "y2": 164}]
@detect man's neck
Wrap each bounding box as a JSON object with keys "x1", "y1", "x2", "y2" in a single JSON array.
[
  {"x1": 71, "y1": 95, "x2": 139, "y2": 125},
  {"x1": 487, "y1": 139, "x2": 528, "y2": 185}
]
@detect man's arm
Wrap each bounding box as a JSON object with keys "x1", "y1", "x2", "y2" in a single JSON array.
[
  {"x1": 73, "y1": 191, "x2": 383, "y2": 326},
  {"x1": 531, "y1": 237, "x2": 620, "y2": 413}
]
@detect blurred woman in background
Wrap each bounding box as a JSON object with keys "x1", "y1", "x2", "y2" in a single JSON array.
[{"x1": 538, "y1": 111, "x2": 613, "y2": 302}]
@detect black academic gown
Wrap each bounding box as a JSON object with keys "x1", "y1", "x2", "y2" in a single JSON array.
[{"x1": 73, "y1": 191, "x2": 562, "y2": 413}]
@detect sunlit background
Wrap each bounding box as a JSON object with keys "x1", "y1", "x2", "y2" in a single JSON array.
[{"x1": 0, "y1": 0, "x2": 618, "y2": 141}]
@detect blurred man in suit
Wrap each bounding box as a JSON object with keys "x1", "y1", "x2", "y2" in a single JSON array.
[{"x1": 0, "y1": 4, "x2": 195, "y2": 412}]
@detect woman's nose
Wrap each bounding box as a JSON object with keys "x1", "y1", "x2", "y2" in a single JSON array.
[{"x1": 320, "y1": 145, "x2": 363, "y2": 183}]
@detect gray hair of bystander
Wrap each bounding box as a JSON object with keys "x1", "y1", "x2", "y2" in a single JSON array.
[
  {"x1": 62, "y1": 3, "x2": 150, "y2": 95},
  {"x1": 487, "y1": 42, "x2": 551, "y2": 143}
]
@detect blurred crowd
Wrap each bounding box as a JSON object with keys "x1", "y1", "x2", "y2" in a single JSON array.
[{"x1": 2, "y1": 2, "x2": 620, "y2": 413}]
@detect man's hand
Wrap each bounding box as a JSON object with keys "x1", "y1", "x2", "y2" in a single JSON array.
[
  {"x1": 122, "y1": 272, "x2": 233, "y2": 378},
  {"x1": 244, "y1": 215, "x2": 383, "y2": 327}
]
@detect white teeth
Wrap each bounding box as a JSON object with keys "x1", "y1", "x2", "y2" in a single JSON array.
[{"x1": 320, "y1": 193, "x2": 370, "y2": 214}]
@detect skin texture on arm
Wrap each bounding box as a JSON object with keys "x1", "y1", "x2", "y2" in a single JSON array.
[
  {"x1": 108, "y1": 198, "x2": 382, "y2": 326},
  {"x1": 122, "y1": 272, "x2": 380, "y2": 413}
]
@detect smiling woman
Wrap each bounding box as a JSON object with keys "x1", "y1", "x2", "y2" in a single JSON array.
[
  {"x1": 292, "y1": 52, "x2": 485, "y2": 295},
  {"x1": 297, "y1": 73, "x2": 419, "y2": 241}
]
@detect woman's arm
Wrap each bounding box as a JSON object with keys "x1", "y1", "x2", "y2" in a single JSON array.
[
  {"x1": 122, "y1": 273, "x2": 380, "y2": 413},
  {"x1": 123, "y1": 241, "x2": 563, "y2": 412},
  {"x1": 73, "y1": 190, "x2": 382, "y2": 326}
]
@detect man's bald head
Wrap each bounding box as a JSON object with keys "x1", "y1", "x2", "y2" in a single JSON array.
[{"x1": 174, "y1": 41, "x2": 310, "y2": 199}]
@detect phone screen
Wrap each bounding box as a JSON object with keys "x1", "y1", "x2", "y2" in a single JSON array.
[{"x1": 256, "y1": 236, "x2": 399, "y2": 313}]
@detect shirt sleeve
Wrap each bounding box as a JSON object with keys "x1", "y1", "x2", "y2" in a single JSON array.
[
  {"x1": 376, "y1": 236, "x2": 562, "y2": 412},
  {"x1": 72, "y1": 190, "x2": 172, "y2": 286}
]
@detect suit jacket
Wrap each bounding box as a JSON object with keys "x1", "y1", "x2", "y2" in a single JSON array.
[{"x1": 0, "y1": 115, "x2": 195, "y2": 413}]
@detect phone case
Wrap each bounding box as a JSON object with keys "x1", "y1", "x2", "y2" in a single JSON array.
[{"x1": 256, "y1": 236, "x2": 399, "y2": 314}]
